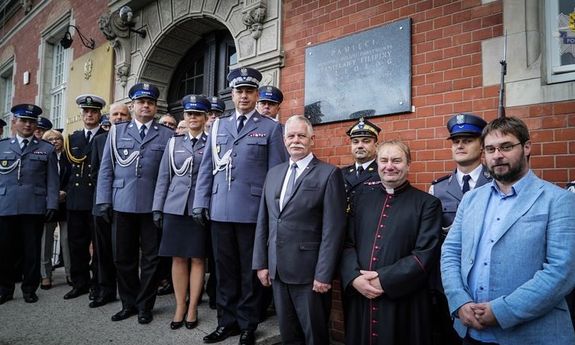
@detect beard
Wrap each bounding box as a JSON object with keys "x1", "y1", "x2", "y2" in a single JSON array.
[{"x1": 489, "y1": 159, "x2": 526, "y2": 183}]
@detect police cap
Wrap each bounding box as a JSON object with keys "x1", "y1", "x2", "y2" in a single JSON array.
[
  {"x1": 446, "y1": 113, "x2": 487, "y2": 139},
  {"x1": 182, "y1": 94, "x2": 211, "y2": 113},
  {"x1": 37, "y1": 116, "x2": 53, "y2": 130},
  {"x1": 210, "y1": 96, "x2": 225, "y2": 113},
  {"x1": 129, "y1": 82, "x2": 160, "y2": 101},
  {"x1": 100, "y1": 115, "x2": 111, "y2": 126},
  {"x1": 346, "y1": 117, "x2": 381, "y2": 139},
  {"x1": 11, "y1": 104, "x2": 42, "y2": 121},
  {"x1": 227, "y1": 67, "x2": 262, "y2": 89},
  {"x1": 258, "y1": 85, "x2": 284, "y2": 104},
  {"x1": 76, "y1": 94, "x2": 106, "y2": 109}
]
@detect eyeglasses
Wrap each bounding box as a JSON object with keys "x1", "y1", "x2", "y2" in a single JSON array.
[{"x1": 483, "y1": 142, "x2": 522, "y2": 154}]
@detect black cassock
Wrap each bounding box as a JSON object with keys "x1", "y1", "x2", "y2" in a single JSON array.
[{"x1": 341, "y1": 181, "x2": 442, "y2": 345}]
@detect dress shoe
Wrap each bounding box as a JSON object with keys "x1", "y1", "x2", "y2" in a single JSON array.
[
  {"x1": 238, "y1": 330, "x2": 255, "y2": 345},
  {"x1": 203, "y1": 324, "x2": 240, "y2": 343},
  {"x1": 40, "y1": 278, "x2": 52, "y2": 290},
  {"x1": 170, "y1": 319, "x2": 184, "y2": 330},
  {"x1": 111, "y1": 307, "x2": 137, "y2": 321},
  {"x1": 184, "y1": 318, "x2": 198, "y2": 329},
  {"x1": 23, "y1": 292, "x2": 39, "y2": 303},
  {"x1": 63, "y1": 286, "x2": 89, "y2": 300},
  {"x1": 89, "y1": 295, "x2": 116, "y2": 308},
  {"x1": 138, "y1": 310, "x2": 153, "y2": 324},
  {"x1": 0, "y1": 293, "x2": 14, "y2": 305},
  {"x1": 157, "y1": 282, "x2": 174, "y2": 296}
]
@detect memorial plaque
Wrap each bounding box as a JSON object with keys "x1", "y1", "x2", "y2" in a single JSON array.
[{"x1": 304, "y1": 18, "x2": 412, "y2": 125}]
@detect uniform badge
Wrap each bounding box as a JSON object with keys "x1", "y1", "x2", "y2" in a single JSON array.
[
  {"x1": 240, "y1": 68, "x2": 248, "y2": 76},
  {"x1": 143, "y1": 83, "x2": 150, "y2": 90},
  {"x1": 456, "y1": 114, "x2": 465, "y2": 124},
  {"x1": 86, "y1": 96, "x2": 93, "y2": 105},
  {"x1": 123, "y1": 149, "x2": 129, "y2": 156}
]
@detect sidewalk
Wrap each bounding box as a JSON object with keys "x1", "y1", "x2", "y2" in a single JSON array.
[{"x1": 0, "y1": 268, "x2": 280, "y2": 345}]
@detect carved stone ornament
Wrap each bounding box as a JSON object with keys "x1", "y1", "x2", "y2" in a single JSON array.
[
  {"x1": 83, "y1": 58, "x2": 93, "y2": 80},
  {"x1": 98, "y1": 10, "x2": 134, "y2": 87},
  {"x1": 20, "y1": 0, "x2": 32, "y2": 14},
  {"x1": 242, "y1": 4, "x2": 267, "y2": 39}
]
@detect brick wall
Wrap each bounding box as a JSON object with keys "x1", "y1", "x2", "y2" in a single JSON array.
[{"x1": 280, "y1": 0, "x2": 574, "y2": 341}]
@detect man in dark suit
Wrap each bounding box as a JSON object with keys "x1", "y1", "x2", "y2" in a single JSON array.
[
  {"x1": 0, "y1": 104, "x2": 59, "y2": 304},
  {"x1": 193, "y1": 67, "x2": 286, "y2": 345},
  {"x1": 89, "y1": 102, "x2": 130, "y2": 308},
  {"x1": 341, "y1": 118, "x2": 380, "y2": 211},
  {"x1": 96, "y1": 83, "x2": 173, "y2": 324},
  {"x1": 253, "y1": 115, "x2": 347, "y2": 345}
]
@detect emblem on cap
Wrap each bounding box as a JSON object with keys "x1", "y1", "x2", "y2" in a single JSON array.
[
  {"x1": 266, "y1": 86, "x2": 273, "y2": 92},
  {"x1": 143, "y1": 83, "x2": 150, "y2": 90},
  {"x1": 240, "y1": 68, "x2": 248, "y2": 76},
  {"x1": 86, "y1": 96, "x2": 93, "y2": 104},
  {"x1": 27, "y1": 105, "x2": 34, "y2": 111},
  {"x1": 190, "y1": 95, "x2": 196, "y2": 102},
  {"x1": 358, "y1": 118, "x2": 365, "y2": 129},
  {"x1": 456, "y1": 114, "x2": 465, "y2": 124}
]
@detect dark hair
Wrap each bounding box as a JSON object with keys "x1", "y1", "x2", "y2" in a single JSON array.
[{"x1": 480, "y1": 116, "x2": 530, "y2": 146}]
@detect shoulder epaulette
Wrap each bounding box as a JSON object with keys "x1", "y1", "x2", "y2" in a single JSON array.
[
  {"x1": 341, "y1": 164, "x2": 354, "y2": 172},
  {"x1": 364, "y1": 180, "x2": 382, "y2": 186},
  {"x1": 0, "y1": 137, "x2": 10, "y2": 142},
  {"x1": 431, "y1": 174, "x2": 451, "y2": 185},
  {"x1": 173, "y1": 133, "x2": 185, "y2": 137},
  {"x1": 567, "y1": 181, "x2": 575, "y2": 190}
]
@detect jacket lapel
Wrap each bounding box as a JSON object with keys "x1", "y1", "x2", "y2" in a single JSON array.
[
  {"x1": 445, "y1": 171, "x2": 463, "y2": 201},
  {"x1": 235, "y1": 112, "x2": 261, "y2": 142},
  {"x1": 183, "y1": 135, "x2": 194, "y2": 154},
  {"x1": 224, "y1": 115, "x2": 237, "y2": 139},
  {"x1": 194, "y1": 133, "x2": 207, "y2": 152},
  {"x1": 281, "y1": 157, "x2": 318, "y2": 211},
  {"x1": 276, "y1": 163, "x2": 290, "y2": 212},
  {"x1": 9, "y1": 139, "x2": 21, "y2": 155},
  {"x1": 126, "y1": 121, "x2": 142, "y2": 143},
  {"x1": 141, "y1": 122, "x2": 160, "y2": 145}
]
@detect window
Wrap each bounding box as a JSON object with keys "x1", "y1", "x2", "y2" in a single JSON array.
[
  {"x1": 49, "y1": 43, "x2": 68, "y2": 129},
  {"x1": 545, "y1": 0, "x2": 575, "y2": 83},
  {"x1": 0, "y1": 61, "x2": 13, "y2": 137}
]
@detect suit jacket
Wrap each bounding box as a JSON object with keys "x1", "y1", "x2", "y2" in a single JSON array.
[
  {"x1": 54, "y1": 152, "x2": 71, "y2": 220},
  {"x1": 193, "y1": 111, "x2": 287, "y2": 223},
  {"x1": 90, "y1": 132, "x2": 107, "y2": 216},
  {"x1": 0, "y1": 137, "x2": 59, "y2": 215},
  {"x1": 441, "y1": 171, "x2": 575, "y2": 344},
  {"x1": 431, "y1": 167, "x2": 491, "y2": 229},
  {"x1": 153, "y1": 133, "x2": 207, "y2": 215},
  {"x1": 96, "y1": 120, "x2": 173, "y2": 213},
  {"x1": 252, "y1": 157, "x2": 347, "y2": 285},
  {"x1": 66, "y1": 127, "x2": 105, "y2": 210}
]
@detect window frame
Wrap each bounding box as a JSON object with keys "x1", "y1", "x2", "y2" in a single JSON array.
[{"x1": 545, "y1": 0, "x2": 575, "y2": 83}]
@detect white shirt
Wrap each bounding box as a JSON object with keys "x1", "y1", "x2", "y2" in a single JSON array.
[
  {"x1": 279, "y1": 153, "x2": 314, "y2": 210},
  {"x1": 134, "y1": 119, "x2": 154, "y2": 136},
  {"x1": 355, "y1": 158, "x2": 375, "y2": 172},
  {"x1": 235, "y1": 109, "x2": 256, "y2": 127},
  {"x1": 16, "y1": 134, "x2": 33, "y2": 149},
  {"x1": 84, "y1": 128, "x2": 98, "y2": 141},
  {"x1": 456, "y1": 164, "x2": 483, "y2": 190}
]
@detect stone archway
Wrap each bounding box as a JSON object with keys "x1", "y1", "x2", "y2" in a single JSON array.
[{"x1": 100, "y1": 0, "x2": 283, "y2": 111}]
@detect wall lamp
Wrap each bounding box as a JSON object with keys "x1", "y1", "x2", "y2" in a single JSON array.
[
  {"x1": 119, "y1": 6, "x2": 147, "y2": 38},
  {"x1": 60, "y1": 25, "x2": 95, "y2": 49}
]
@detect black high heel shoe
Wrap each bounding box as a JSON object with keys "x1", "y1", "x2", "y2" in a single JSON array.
[
  {"x1": 170, "y1": 319, "x2": 184, "y2": 330},
  {"x1": 184, "y1": 318, "x2": 198, "y2": 329}
]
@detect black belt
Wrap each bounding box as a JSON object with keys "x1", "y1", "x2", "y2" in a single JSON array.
[{"x1": 463, "y1": 335, "x2": 499, "y2": 345}]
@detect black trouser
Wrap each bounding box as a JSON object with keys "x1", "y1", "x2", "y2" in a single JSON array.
[
  {"x1": 67, "y1": 210, "x2": 95, "y2": 289},
  {"x1": 93, "y1": 215, "x2": 116, "y2": 298},
  {"x1": 113, "y1": 211, "x2": 160, "y2": 312},
  {"x1": 0, "y1": 215, "x2": 44, "y2": 295},
  {"x1": 205, "y1": 222, "x2": 217, "y2": 305},
  {"x1": 211, "y1": 221, "x2": 261, "y2": 331}
]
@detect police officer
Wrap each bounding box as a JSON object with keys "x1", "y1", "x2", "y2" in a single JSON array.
[
  {"x1": 34, "y1": 116, "x2": 53, "y2": 139},
  {"x1": 100, "y1": 115, "x2": 111, "y2": 131},
  {"x1": 256, "y1": 85, "x2": 283, "y2": 121},
  {"x1": 0, "y1": 104, "x2": 59, "y2": 304},
  {"x1": 428, "y1": 112, "x2": 490, "y2": 345},
  {"x1": 89, "y1": 102, "x2": 131, "y2": 308},
  {"x1": 63, "y1": 94, "x2": 106, "y2": 301},
  {"x1": 193, "y1": 67, "x2": 287, "y2": 345},
  {"x1": 341, "y1": 117, "x2": 380, "y2": 204},
  {"x1": 96, "y1": 83, "x2": 173, "y2": 324},
  {"x1": 429, "y1": 113, "x2": 491, "y2": 231},
  {"x1": 206, "y1": 96, "x2": 226, "y2": 133}
]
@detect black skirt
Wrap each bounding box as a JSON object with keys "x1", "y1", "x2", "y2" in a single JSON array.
[{"x1": 158, "y1": 213, "x2": 206, "y2": 259}]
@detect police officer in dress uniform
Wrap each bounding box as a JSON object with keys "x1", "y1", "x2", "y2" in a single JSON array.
[
  {"x1": 63, "y1": 95, "x2": 106, "y2": 301},
  {"x1": 206, "y1": 96, "x2": 226, "y2": 133},
  {"x1": 428, "y1": 112, "x2": 490, "y2": 345},
  {"x1": 34, "y1": 116, "x2": 53, "y2": 139},
  {"x1": 256, "y1": 85, "x2": 283, "y2": 121},
  {"x1": 89, "y1": 102, "x2": 131, "y2": 308},
  {"x1": 341, "y1": 118, "x2": 381, "y2": 210},
  {"x1": 0, "y1": 104, "x2": 59, "y2": 305},
  {"x1": 96, "y1": 83, "x2": 173, "y2": 325},
  {"x1": 193, "y1": 67, "x2": 287, "y2": 345}
]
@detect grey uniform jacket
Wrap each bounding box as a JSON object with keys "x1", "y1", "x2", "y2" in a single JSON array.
[
  {"x1": 152, "y1": 133, "x2": 207, "y2": 215},
  {"x1": 96, "y1": 120, "x2": 173, "y2": 213},
  {"x1": 252, "y1": 157, "x2": 347, "y2": 285},
  {"x1": 0, "y1": 137, "x2": 59, "y2": 215},
  {"x1": 193, "y1": 112, "x2": 287, "y2": 223}
]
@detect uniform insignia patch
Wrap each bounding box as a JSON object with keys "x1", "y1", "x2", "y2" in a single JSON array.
[{"x1": 1, "y1": 161, "x2": 7, "y2": 166}]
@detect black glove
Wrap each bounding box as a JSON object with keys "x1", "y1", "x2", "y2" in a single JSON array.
[
  {"x1": 192, "y1": 207, "x2": 210, "y2": 227},
  {"x1": 152, "y1": 211, "x2": 163, "y2": 229},
  {"x1": 45, "y1": 209, "x2": 57, "y2": 223},
  {"x1": 98, "y1": 204, "x2": 113, "y2": 224}
]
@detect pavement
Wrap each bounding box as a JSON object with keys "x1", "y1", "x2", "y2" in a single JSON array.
[{"x1": 0, "y1": 268, "x2": 280, "y2": 345}]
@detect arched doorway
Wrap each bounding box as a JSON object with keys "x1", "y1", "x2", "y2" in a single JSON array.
[{"x1": 167, "y1": 29, "x2": 236, "y2": 119}]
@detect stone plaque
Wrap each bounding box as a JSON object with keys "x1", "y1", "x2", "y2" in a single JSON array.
[{"x1": 304, "y1": 18, "x2": 412, "y2": 125}]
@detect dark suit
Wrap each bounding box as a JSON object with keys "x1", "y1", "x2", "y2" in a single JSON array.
[
  {"x1": 253, "y1": 157, "x2": 347, "y2": 345},
  {"x1": 90, "y1": 132, "x2": 116, "y2": 299},
  {"x1": 0, "y1": 137, "x2": 59, "y2": 296},
  {"x1": 66, "y1": 128, "x2": 105, "y2": 289}
]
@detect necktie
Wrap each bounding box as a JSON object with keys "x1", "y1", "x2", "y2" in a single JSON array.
[
  {"x1": 282, "y1": 163, "x2": 298, "y2": 208},
  {"x1": 140, "y1": 125, "x2": 147, "y2": 140},
  {"x1": 462, "y1": 174, "x2": 471, "y2": 194},
  {"x1": 237, "y1": 115, "x2": 246, "y2": 133},
  {"x1": 86, "y1": 130, "x2": 92, "y2": 142},
  {"x1": 356, "y1": 165, "x2": 364, "y2": 177},
  {"x1": 21, "y1": 139, "x2": 29, "y2": 151},
  {"x1": 191, "y1": 138, "x2": 198, "y2": 147}
]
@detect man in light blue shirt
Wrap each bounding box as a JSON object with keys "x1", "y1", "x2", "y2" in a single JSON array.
[{"x1": 441, "y1": 117, "x2": 575, "y2": 345}]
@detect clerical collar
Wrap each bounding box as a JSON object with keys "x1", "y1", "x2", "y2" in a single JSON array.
[{"x1": 381, "y1": 180, "x2": 410, "y2": 195}]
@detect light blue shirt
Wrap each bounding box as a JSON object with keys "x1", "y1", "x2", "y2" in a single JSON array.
[{"x1": 467, "y1": 170, "x2": 533, "y2": 342}]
